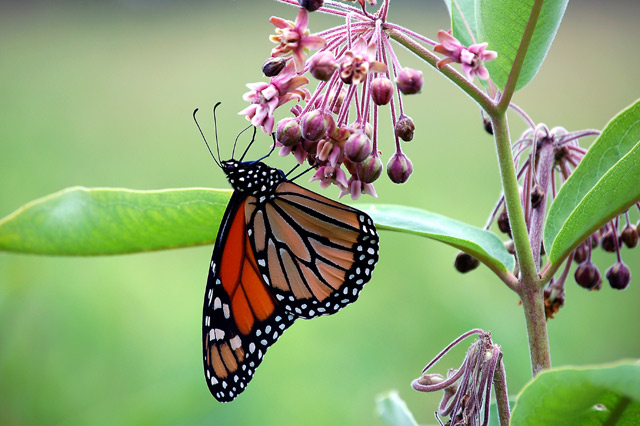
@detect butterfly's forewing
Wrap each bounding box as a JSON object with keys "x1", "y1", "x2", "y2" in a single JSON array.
[
  {"x1": 202, "y1": 192, "x2": 295, "y2": 402},
  {"x1": 246, "y1": 182, "x2": 379, "y2": 319}
]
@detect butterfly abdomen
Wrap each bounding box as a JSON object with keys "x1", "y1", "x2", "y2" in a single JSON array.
[{"x1": 222, "y1": 160, "x2": 286, "y2": 196}]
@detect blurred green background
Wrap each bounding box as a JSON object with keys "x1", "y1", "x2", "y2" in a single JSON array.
[{"x1": 1, "y1": 1, "x2": 639, "y2": 425}]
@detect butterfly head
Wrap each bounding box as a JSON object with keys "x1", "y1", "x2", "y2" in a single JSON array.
[{"x1": 221, "y1": 159, "x2": 286, "y2": 196}]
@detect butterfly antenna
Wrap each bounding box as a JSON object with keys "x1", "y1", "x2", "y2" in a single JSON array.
[
  {"x1": 285, "y1": 163, "x2": 301, "y2": 177},
  {"x1": 253, "y1": 132, "x2": 277, "y2": 163},
  {"x1": 193, "y1": 108, "x2": 221, "y2": 168},
  {"x1": 233, "y1": 124, "x2": 254, "y2": 160},
  {"x1": 287, "y1": 165, "x2": 315, "y2": 182},
  {"x1": 238, "y1": 125, "x2": 258, "y2": 162},
  {"x1": 212, "y1": 102, "x2": 223, "y2": 164}
]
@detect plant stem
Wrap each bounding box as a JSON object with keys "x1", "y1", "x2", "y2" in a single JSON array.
[
  {"x1": 520, "y1": 285, "x2": 552, "y2": 375},
  {"x1": 491, "y1": 115, "x2": 538, "y2": 284},
  {"x1": 493, "y1": 357, "x2": 511, "y2": 426}
]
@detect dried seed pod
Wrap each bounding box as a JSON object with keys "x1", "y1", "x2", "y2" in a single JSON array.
[{"x1": 454, "y1": 251, "x2": 480, "y2": 273}]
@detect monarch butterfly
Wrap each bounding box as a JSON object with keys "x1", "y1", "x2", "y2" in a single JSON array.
[{"x1": 194, "y1": 104, "x2": 379, "y2": 402}]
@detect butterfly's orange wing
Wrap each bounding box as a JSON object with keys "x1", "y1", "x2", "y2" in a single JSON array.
[
  {"x1": 246, "y1": 182, "x2": 379, "y2": 319},
  {"x1": 202, "y1": 193, "x2": 295, "y2": 402}
]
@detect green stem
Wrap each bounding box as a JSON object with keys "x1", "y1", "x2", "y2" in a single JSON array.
[
  {"x1": 496, "y1": 0, "x2": 544, "y2": 113},
  {"x1": 387, "y1": 29, "x2": 496, "y2": 114},
  {"x1": 491, "y1": 115, "x2": 537, "y2": 284},
  {"x1": 520, "y1": 285, "x2": 552, "y2": 374}
]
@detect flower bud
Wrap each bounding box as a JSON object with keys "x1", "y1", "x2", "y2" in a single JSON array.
[
  {"x1": 276, "y1": 117, "x2": 302, "y2": 147},
  {"x1": 299, "y1": 0, "x2": 324, "y2": 12},
  {"x1": 454, "y1": 251, "x2": 480, "y2": 273},
  {"x1": 606, "y1": 262, "x2": 631, "y2": 290},
  {"x1": 417, "y1": 373, "x2": 444, "y2": 386},
  {"x1": 483, "y1": 116, "x2": 493, "y2": 135},
  {"x1": 573, "y1": 243, "x2": 587, "y2": 264},
  {"x1": 504, "y1": 240, "x2": 515, "y2": 255},
  {"x1": 262, "y1": 57, "x2": 287, "y2": 77},
  {"x1": 591, "y1": 233, "x2": 600, "y2": 248},
  {"x1": 386, "y1": 152, "x2": 413, "y2": 184},
  {"x1": 497, "y1": 208, "x2": 511, "y2": 235},
  {"x1": 309, "y1": 51, "x2": 338, "y2": 81},
  {"x1": 574, "y1": 261, "x2": 601, "y2": 290},
  {"x1": 396, "y1": 67, "x2": 423, "y2": 95},
  {"x1": 360, "y1": 154, "x2": 383, "y2": 183},
  {"x1": 620, "y1": 224, "x2": 638, "y2": 248},
  {"x1": 345, "y1": 132, "x2": 372, "y2": 163},
  {"x1": 301, "y1": 110, "x2": 329, "y2": 142},
  {"x1": 371, "y1": 77, "x2": 393, "y2": 105},
  {"x1": 394, "y1": 115, "x2": 415, "y2": 142},
  {"x1": 530, "y1": 185, "x2": 545, "y2": 209},
  {"x1": 600, "y1": 230, "x2": 619, "y2": 253}
]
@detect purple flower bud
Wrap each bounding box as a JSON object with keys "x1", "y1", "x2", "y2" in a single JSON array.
[
  {"x1": 601, "y1": 230, "x2": 619, "y2": 253},
  {"x1": 454, "y1": 251, "x2": 480, "y2": 273},
  {"x1": 574, "y1": 261, "x2": 601, "y2": 290},
  {"x1": 345, "y1": 132, "x2": 372, "y2": 163},
  {"x1": 262, "y1": 57, "x2": 287, "y2": 77},
  {"x1": 360, "y1": 154, "x2": 383, "y2": 183},
  {"x1": 591, "y1": 233, "x2": 600, "y2": 248},
  {"x1": 483, "y1": 116, "x2": 493, "y2": 135},
  {"x1": 620, "y1": 224, "x2": 638, "y2": 248},
  {"x1": 606, "y1": 262, "x2": 631, "y2": 290},
  {"x1": 309, "y1": 51, "x2": 338, "y2": 81},
  {"x1": 573, "y1": 243, "x2": 587, "y2": 264},
  {"x1": 299, "y1": 0, "x2": 324, "y2": 12},
  {"x1": 386, "y1": 152, "x2": 413, "y2": 184},
  {"x1": 276, "y1": 117, "x2": 302, "y2": 147},
  {"x1": 301, "y1": 110, "x2": 330, "y2": 142},
  {"x1": 396, "y1": 67, "x2": 423, "y2": 95},
  {"x1": 531, "y1": 185, "x2": 545, "y2": 209},
  {"x1": 497, "y1": 208, "x2": 511, "y2": 236},
  {"x1": 394, "y1": 114, "x2": 415, "y2": 142},
  {"x1": 371, "y1": 77, "x2": 393, "y2": 105}
]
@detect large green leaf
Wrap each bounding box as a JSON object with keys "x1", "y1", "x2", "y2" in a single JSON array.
[
  {"x1": 511, "y1": 361, "x2": 640, "y2": 425},
  {"x1": 0, "y1": 186, "x2": 232, "y2": 255},
  {"x1": 544, "y1": 99, "x2": 640, "y2": 264},
  {"x1": 375, "y1": 391, "x2": 419, "y2": 426},
  {"x1": 476, "y1": 0, "x2": 569, "y2": 91},
  {"x1": 358, "y1": 204, "x2": 515, "y2": 274},
  {"x1": 1, "y1": 189, "x2": 513, "y2": 275}
]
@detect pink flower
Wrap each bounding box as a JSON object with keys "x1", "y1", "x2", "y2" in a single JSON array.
[
  {"x1": 339, "y1": 36, "x2": 387, "y2": 85},
  {"x1": 239, "y1": 61, "x2": 310, "y2": 134},
  {"x1": 339, "y1": 176, "x2": 377, "y2": 200},
  {"x1": 270, "y1": 8, "x2": 326, "y2": 72},
  {"x1": 434, "y1": 30, "x2": 465, "y2": 68},
  {"x1": 460, "y1": 43, "x2": 497, "y2": 81},
  {"x1": 434, "y1": 30, "x2": 497, "y2": 81},
  {"x1": 310, "y1": 165, "x2": 349, "y2": 190}
]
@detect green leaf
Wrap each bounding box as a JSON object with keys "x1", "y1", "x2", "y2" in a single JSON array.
[
  {"x1": 511, "y1": 361, "x2": 640, "y2": 426},
  {"x1": 476, "y1": 0, "x2": 569, "y2": 91},
  {"x1": 544, "y1": 99, "x2": 640, "y2": 264},
  {"x1": 375, "y1": 391, "x2": 419, "y2": 426},
  {"x1": 358, "y1": 204, "x2": 515, "y2": 274},
  {"x1": 449, "y1": 0, "x2": 478, "y2": 48},
  {"x1": 0, "y1": 186, "x2": 232, "y2": 255}
]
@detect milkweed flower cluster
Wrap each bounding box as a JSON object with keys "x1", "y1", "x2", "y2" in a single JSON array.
[
  {"x1": 461, "y1": 117, "x2": 635, "y2": 317},
  {"x1": 238, "y1": 0, "x2": 498, "y2": 199}
]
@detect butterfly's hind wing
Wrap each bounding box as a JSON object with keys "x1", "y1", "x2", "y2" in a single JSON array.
[
  {"x1": 246, "y1": 182, "x2": 379, "y2": 319},
  {"x1": 202, "y1": 192, "x2": 296, "y2": 402}
]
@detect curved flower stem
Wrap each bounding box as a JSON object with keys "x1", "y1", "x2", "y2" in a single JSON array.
[
  {"x1": 496, "y1": 0, "x2": 544, "y2": 113},
  {"x1": 386, "y1": 28, "x2": 495, "y2": 114},
  {"x1": 493, "y1": 357, "x2": 510, "y2": 426}
]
